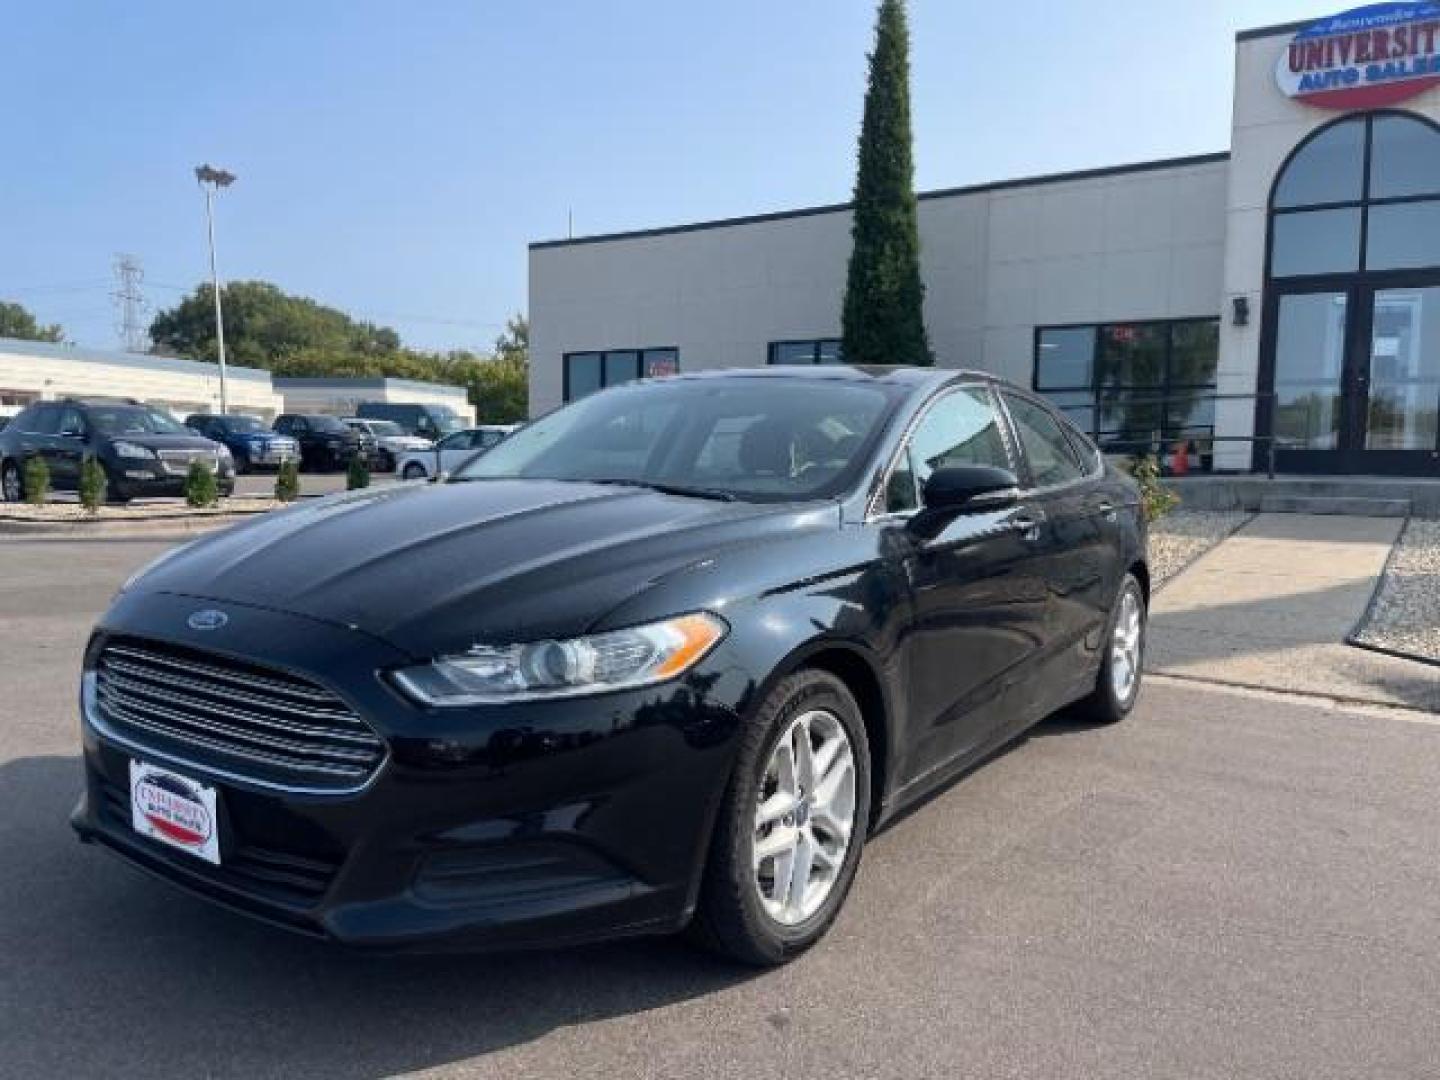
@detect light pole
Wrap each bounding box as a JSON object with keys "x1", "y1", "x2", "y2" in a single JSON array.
[{"x1": 195, "y1": 164, "x2": 236, "y2": 413}]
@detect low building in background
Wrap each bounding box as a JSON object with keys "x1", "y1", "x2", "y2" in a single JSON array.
[
  {"x1": 272, "y1": 377, "x2": 476, "y2": 428},
  {"x1": 0, "y1": 338, "x2": 281, "y2": 420}
]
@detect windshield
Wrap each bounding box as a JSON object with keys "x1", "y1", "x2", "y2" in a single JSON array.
[
  {"x1": 430, "y1": 410, "x2": 464, "y2": 435},
  {"x1": 309, "y1": 415, "x2": 351, "y2": 434},
  {"x1": 90, "y1": 406, "x2": 189, "y2": 436},
  {"x1": 223, "y1": 416, "x2": 267, "y2": 434},
  {"x1": 453, "y1": 377, "x2": 901, "y2": 502}
]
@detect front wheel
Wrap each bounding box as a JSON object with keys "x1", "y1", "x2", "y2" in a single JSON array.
[
  {"x1": 1076, "y1": 572, "x2": 1147, "y2": 723},
  {"x1": 401, "y1": 462, "x2": 427, "y2": 481},
  {"x1": 1, "y1": 460, "x2": 22, "y2": 502},
  {"x1": 689, "y1": 668, "x2": 870, "y2": 966}
]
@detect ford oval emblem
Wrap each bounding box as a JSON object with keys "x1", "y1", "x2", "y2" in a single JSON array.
[{"x1": 187, "y1": 609, "x2": 229, "y2": 631}]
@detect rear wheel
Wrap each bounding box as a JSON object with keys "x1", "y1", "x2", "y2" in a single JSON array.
[
  {"x1": 690, "y1": 668, "x2": 870, "y2": 966},
  {"x1": 1076, "y1": 572, "x2": 1146, "y2": 723},
  {"x1": 1, "y1": 460, "x2": 21, "y2": 502}
]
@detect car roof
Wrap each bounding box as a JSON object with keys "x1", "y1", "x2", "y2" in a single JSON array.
[{"x1": 648, "y1": 364, "x2": 999, "y2": 390}]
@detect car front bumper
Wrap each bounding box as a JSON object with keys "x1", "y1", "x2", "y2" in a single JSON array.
[{"x1": 70, "y1": 592, "x2": 744, "y2": 952}]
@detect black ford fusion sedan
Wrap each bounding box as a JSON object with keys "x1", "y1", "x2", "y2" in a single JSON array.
[{"x1": 72, "y1": 366, "x2": 1148, "y2": 965}]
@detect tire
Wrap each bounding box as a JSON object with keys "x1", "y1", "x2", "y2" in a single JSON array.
[
  {"x1": 1075, "y1": 572, "x2": 1147, "y2": 723},
  {"x1": 402, "y1": 462, "x2": 427, "y2": 481},
  {"x1": 689, "y1": 668, "x2": 871, "y2": 967},
  {"x1": 378, "y1": 450, "x2": 394, "y2": 473},
  {"x1": 1, "y1": 460, "x2": 22, "y2": 503},
  {"x1": 235, "y1": 453, "x2": 252, "y2": 476}
]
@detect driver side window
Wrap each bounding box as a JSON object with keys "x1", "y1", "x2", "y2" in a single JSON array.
[{"x1": 885, "y1": 387, "x2": 1012, "y2": 514}]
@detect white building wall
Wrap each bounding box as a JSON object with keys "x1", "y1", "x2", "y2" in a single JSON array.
[
  {"x1": 0, "y1": 341, "x2": 281, "y2": 419},
  {"x1": 529, "y1": 160, "x2": 1228, "y2": 415},
  {"x1": 276, "y1": 380, "x2": 475, "y2": 424}
]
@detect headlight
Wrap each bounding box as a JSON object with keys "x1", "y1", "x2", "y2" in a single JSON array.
[
  {"x1": 392, "y1": 612, "x2": 727, "y2": 706},
  {"x1": 111, "y1": 440, "x2": 156, "y2": 459}
]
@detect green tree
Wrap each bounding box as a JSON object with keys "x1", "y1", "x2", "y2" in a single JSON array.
[
  {"x1": 79, "y1": 455, "x2": 106, "y2": 513},
  {"x1": 0, "y1": 300, "x2": 63, "y2": 343},
  {"x1": 22, "y1": 456, "x2": 50, "y2": 505},
  {"x1": 149, "y1": 281, "x2": 402, "y2": 366},
  {"x1": 274, "y1": 459, "x2": 301, "y2": 503},
  {"x1": 184, "y1": 460, "x2": 219, "y2": 508},
  {"x1": 346, "y1": 454, "x2": 371, "y2": 491},
  {"x1": 841, "y1": 0, "x2": 930, "y2": 367}
]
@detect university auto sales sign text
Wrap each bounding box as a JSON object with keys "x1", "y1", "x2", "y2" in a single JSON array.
[{"x1": 1278, "y1": 3, "x2": 1440, "y2": 108}]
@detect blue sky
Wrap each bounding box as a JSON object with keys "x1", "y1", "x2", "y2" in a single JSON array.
[{"x1": 2, "y1": 0, "x2": 1328, "y2": 353}]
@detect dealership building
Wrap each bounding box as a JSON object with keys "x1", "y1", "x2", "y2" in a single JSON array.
[{"x1": 529, "y1": 8, "x2": 1440, "y2": 476}]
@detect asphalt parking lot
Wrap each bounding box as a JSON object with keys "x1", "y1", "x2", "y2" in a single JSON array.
[{"x1": 3, "y1": 540, "x2": 1439, "y2": 1079}]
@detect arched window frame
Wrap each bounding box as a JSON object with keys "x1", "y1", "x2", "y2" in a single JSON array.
[{"x1": 1266, "y1": 110, "x2": 1440, "y2": 281}]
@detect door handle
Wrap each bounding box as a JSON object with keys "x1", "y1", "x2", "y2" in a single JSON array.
[{"x1": 1008, "y1": 513, "x2": 1043, "y2": 542}]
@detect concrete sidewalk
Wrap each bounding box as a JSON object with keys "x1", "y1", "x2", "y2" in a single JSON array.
[{"x1": 1147, "y1": 514, "x2": 1440, "y2": 712}]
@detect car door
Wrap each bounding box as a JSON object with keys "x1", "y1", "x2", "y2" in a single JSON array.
[
  {"x1": 998, "y1": 391, "x2": 1113, "y2": 717},
  {"x1": 439, "y1": 431, "x2": 480, "y2": 473},
  {"x1": 881, "y1": 384, "x2": 1052, "y2": 781},
  {"x1": 49, "y1": 406, "x2": 88, "y2": 489},
  {"x1": 11, "y1": 404, "x2": 59, "y2": 480}
]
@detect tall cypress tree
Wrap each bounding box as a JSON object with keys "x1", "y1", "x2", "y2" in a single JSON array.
[{"x1": 842, "y1": 0, "x2": 930, "y2": 366}]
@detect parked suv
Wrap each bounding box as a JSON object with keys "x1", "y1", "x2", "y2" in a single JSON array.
[
  {"x1": 0, "y1": 398, "x2": 235, "y2": 503},
  {"x1": 185, "y1": 414, "x2": 298, "y2": 474},
  {"x1": 356, "y1": 401, "x2": 467, "y2": 441},
  {"x1": 272, "y1": 414, "x2": 372, "y2": 473},
  {"x1": 342, "y1": 418, "x2": 431, "y2": 472}
]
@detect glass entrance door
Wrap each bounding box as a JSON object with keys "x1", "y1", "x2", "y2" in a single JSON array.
[
  {"x1": 1363, "y1": 287, "x2": 1440, "y2": 466},
  {"x1": 1267, "y1": 282, "x2": 1440, "y2": 474}
]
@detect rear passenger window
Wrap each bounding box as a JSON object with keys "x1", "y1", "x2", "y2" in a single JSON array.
[
  {"x1": 885, "y1": 388, "x2": 1012, "y2": 513},
  {"x1": 1002, "y1": 393, "x2": 1086, "y2": 488}
]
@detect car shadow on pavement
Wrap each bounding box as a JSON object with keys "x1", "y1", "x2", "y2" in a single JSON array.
[{"x1": 0, "y1": 755, "x2": 757, "y2": 1079}]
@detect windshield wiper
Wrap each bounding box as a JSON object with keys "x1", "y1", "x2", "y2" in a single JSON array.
[{"x1": 586, "y1": 478, "x2": 736, "y2": 502}]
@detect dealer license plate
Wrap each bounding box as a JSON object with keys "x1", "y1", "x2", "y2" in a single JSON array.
[{"x1": 129, "y1": 760, "x2": 222, "y2": 865}]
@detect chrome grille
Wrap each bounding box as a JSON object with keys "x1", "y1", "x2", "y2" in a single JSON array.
[
  {"x1": 157, "y1": 448, "x2": 220, "y2": 475},
  {"x1": 93, "y1": 639, "x2": 385, "y2": 792}
]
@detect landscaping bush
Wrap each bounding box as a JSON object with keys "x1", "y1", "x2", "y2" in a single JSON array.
[
  {"x1": 184, "y1": 460, "x2": 219, "y2": 508},
  {"x1": 78, "y1": 454, "x2": 106, "y2": 513},
  {"x1": 275, "y1": 459, "x2": 300, "y2": 503},
  {"x1": 1129, "y1": 454, "x2": 1180, "y2": 523},
  {"x1": 22, "y1": 456, "x2": 49, "y2": 505},
  {"x1": 346, "y1": 455, "x2": 370, "y2": 491}
]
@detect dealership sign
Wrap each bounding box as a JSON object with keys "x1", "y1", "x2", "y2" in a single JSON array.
[{"x1": 1277, "y1": 3, "x2": 1440, "y2": 108}]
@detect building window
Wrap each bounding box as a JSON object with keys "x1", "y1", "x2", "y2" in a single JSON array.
[
  {"x1": 1034, "y1": 319, "x2": 1220, "y2": 468},
  {"x1": 1270, "y1": 113, "x2": 1440, "y2": 279},
  {"x1": 564, "y1": 348, "x2": 679, "y2": 402},
  {"x1": 768, "y1": 339, "x2": 843, "y2": 365}
]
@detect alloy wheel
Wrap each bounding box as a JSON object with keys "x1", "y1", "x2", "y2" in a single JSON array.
[
  {"x1": 1, "y1": 463, "x2": 21, "y2": 502},
  {"x1": 752, "y1": 708, "x2": 857, "y2": 926},
  {"x1": 1110, "y1": 585, "x2": 1144, "y2": 701}
]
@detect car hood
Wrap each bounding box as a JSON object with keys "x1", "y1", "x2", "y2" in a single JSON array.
[{"x1": 131, "y1": 479, "x2": 837, "y2": 658}]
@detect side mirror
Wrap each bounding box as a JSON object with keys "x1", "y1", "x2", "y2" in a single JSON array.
[{"x1": 910, "y1": 465, "x2": 1019, "y2": 536}]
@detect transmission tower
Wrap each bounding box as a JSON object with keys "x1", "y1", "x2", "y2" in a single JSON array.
[{"x1": 112, "y1": 254, "x2": 149, "y2": 352}]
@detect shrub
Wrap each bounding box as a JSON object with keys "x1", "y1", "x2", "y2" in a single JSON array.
[
  {"x1": 1129, "y1": 454, "x2": 1180, "y2": 523},
  {"x1": 185, "y1": 459, "x2": 219, "y2": 509},
  {"x1": 22, "y1": 456, "x2": 49, "y2": 505},
  {"x1": 78, "y1": 454, "x2": 106, "y2": 513},
  {"x1": 346, "y1": 454, "x2": 370, "y2": 491},
  {"x1": 274, "y1": 459, "x2": 300, "y2": 503}
]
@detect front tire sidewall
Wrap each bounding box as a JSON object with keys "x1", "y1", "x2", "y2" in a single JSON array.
[
  {"x1": 1092, "y1": 574, "x2": 1146, "y2": 721},
  {"x1": 695, "y1": 669, "x2": 871, "y2": 966}
]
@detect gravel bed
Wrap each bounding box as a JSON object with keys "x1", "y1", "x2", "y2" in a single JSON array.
[
  {"x1": 1148, "y1": 509, "x2": 1253, "y2": 590},
  {"x1": 0, "y1": 498, "x2": 280, "y2": 522},
  {"x1": 1352, "y1": 518, "x2": 1440, "y2": 663}
]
